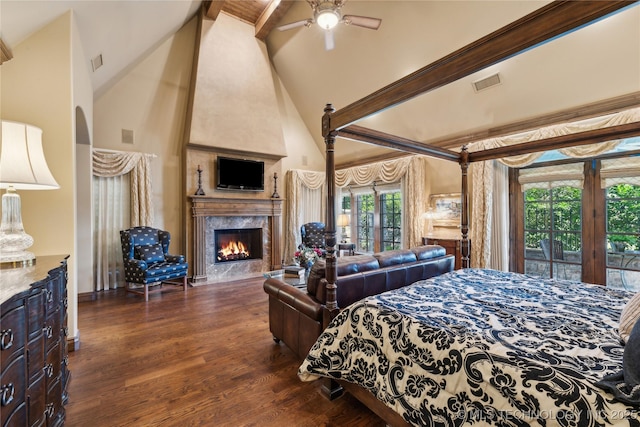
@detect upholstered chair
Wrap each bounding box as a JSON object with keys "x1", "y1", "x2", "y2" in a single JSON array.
[
  {"x1": 300, "y1": 222, "x2": 326, "y2": 255},
  {"x1": 120, "y1": 226, "x2": 188, "y2": 301}
]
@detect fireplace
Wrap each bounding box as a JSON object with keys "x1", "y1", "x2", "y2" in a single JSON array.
[
  {"x1": 189, "y1": 196, "x2": 282, "y2": 284},
  {"x1": 215, "y1": 228, "x2": 263, "y2": 263}
]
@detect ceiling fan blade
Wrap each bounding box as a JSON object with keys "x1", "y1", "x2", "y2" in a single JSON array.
[
  {"x1": 324, "y1": 30, "x2": 335, "y2": 51},
  {"x1": 277, "y1": 19, "x2": 313, "y2": 31},
  {"x1": 342, "y1": 15, "x2": 381, "y2": 30}
]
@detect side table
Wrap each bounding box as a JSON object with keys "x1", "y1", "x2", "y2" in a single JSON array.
[{"x1": 338, "y1": 243, "x2": 355, "y2": 257}]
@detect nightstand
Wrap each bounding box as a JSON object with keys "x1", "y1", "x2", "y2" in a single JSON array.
[{"x1": 423, "y1": 235, "x2": 470, "y2": 270}]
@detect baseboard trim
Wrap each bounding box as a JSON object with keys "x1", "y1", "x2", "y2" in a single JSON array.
[
  {"x1": 78, "y1": 291, "x2": 97, "y2": 303},
  {"x1": 67, "y1": 331, "x2": 80, "y2": 352}
]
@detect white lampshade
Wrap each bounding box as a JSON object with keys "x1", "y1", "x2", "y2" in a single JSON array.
[
  {"x1": 1, "y1": 121, "x2": 59, "y2": 190},
  {"x1": 337, "y1": 214, "x2": 350, "y2": 227},
  {"x1": 1, "y1": 120, "x2": 59, "y2": 268}
]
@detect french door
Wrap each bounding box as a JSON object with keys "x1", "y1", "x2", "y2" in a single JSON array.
[{"x1": 513, "y1": 159, "x2": 640, "y2": 291}]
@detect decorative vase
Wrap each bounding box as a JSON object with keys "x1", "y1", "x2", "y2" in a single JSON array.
[{"x1": 301, "y1": 259, "x2": 313, "y2": 275}]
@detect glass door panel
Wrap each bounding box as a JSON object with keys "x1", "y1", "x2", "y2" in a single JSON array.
[
  {"x1": 523, "y1": 186, "x2": 582, "y2": 280},
  {"x1": 606, "y1": 183, "x2": 640, "y2": 291}
]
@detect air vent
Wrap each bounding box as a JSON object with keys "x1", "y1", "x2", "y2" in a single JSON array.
[
  {"x1": 91, "y1": 54, "x2": 103, "y2": 72},
  {"x1": 122, "y1": 129, "x2": 134, "y2": 144},
  {"x1": 472, "y1": 73, "x2": 501, "y2": 92}
]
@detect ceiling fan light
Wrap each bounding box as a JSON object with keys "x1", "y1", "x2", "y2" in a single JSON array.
[{"x1": 316, "y1": 9, "x2": 340, "y2": 29}]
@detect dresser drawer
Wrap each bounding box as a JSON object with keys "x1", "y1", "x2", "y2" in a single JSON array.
[
  {"x1": 2, "y1": 401, "x2": 26, "y2": 427},
  {"x1": 44, "y1": 343, "x2": 61, "y2": 392},
  {"x1": 45, "y1": 377, "x2": 62, "y2": 426},
  {"x1": 43, "y1": 311, "x2": 61, "y2": 353},
  {"x1": 28, "y1": 374, "x2": 46, "y2": 427},
  {"x1": 27, "y1": 290, "x2": 45, "y2": 342},
  {"x1": 27, "y1": 335, "x2": 45, "y2": 383},
  {"x1": 43, "y1": 280, "x2": 60, "y2": 317},
  {"x1": 1, "y1": 354, "x2": 26, "y2": 426},
  {"x1": 1, "y1": 305, "x2": 25, "y2": 370}
]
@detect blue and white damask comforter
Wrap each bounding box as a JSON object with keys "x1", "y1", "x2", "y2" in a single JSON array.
[{"x1": 299, "y1": 269, "x2": 639, "y2": 426}]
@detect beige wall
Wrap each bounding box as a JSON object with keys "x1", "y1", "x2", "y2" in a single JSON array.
[
  {"x1": 93, "y1": 17, "x2": 198, "y2": 253},
  {"x1": 189, "y1": 13, "x2": 287, "y2": 157},
  {"x1": 70, "y1": 12, "x2": 94, "y2": 341},
  {"x1": 1, "y1": 12, "x2": 79, "y2": 335},
  {"x1": 427, "y1": 157, "x2": 462, "y2": 195},
  {"x1": 72, "y1": 5, "x2": 95, "y2": 318}
]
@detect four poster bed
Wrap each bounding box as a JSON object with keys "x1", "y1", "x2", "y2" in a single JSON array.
[{"x1": 297, "y1": 1, "x2": 640, "y2": 426}]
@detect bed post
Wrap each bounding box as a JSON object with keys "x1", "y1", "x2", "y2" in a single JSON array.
[
  {"x1": 321, "y1": 104, "x2": 345, "y2": 401},
  {"x1": 323, "y1": 104, "x2": 339, "y2": 322},
  {"x1": 460, "y1": 146, "x2": 470, "y2": 268}
]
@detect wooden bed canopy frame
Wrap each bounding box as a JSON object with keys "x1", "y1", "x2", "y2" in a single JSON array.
[{"x1": 317, "y1": 1, "x2": 640, "y2": 423}]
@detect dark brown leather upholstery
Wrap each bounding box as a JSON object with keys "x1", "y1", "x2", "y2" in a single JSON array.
[{"x1": 263, "y1": 245, "x2": 454, "y2": 359}]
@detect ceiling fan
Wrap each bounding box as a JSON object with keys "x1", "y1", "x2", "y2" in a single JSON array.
[{"x1": 276, "y1": 0, "x2": 382, "y2": 51}]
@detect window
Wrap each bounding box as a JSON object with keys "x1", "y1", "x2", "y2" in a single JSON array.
[
  {"x1": 514, "y1": 158, "x2": 640, "y2": 291},
  {"x1": 523, "y1": 186, "x2": 582, "y2": 280},
  {"x1": 381, "y1": 192, "x2": 402, "y2": 251},
  {"x1": 355, "y1": 193, "x2": 374, "y2": 252},
  {"x1": 343, "y1": 183, "x2": 402, "y2": 253},
  {"x1": 606, "y1": 183, "x2": 640, "y2": 289}
]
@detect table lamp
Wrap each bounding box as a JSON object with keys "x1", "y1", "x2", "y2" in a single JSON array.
[
  {"x1": 337, "y1": 213, "x2": 350, "y2": 243},
  {"x1": 0, "y1": 121, "x2": 59, "y2": 268}
]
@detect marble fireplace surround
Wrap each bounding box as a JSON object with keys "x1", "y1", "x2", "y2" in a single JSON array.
[{"x1": 190, "y1": 196, "x2": 282, "y2": 284}]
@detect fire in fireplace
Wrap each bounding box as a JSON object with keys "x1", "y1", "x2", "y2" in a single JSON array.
[{"x1": 215, "y1": 228, "x2": 263, "y2": 263}]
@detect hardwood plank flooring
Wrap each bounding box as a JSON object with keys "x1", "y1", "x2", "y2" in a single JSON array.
[{"x1": 66, "y1": 278, "x2": 385, "y2": 427}]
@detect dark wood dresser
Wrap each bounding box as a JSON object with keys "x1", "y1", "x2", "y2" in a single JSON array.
[
  {"x1": 423, "y1": 233, "x2": 469, "y2": 270},
  {"x1": 1, "y1": 255, "x2": 69, "y2": 427}
]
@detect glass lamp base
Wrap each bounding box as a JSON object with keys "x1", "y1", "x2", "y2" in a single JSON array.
[
  {"x1": 0, "y1": 189, "x2": 36, "y2": 268},
  {"x1": 0, "y1": 250, "x2": 36, "y2": 269}
]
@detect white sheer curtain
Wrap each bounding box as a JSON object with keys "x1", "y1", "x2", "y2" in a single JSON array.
[
  {"x1": 92, "y1": 149, "x2": 155, "y2": 291},
  {"x1": 490, "y1": 162, "x2": 509, "y2": 270},
  {"x1": 93, "y1": 174, "x2": 130, "y2": 290}
]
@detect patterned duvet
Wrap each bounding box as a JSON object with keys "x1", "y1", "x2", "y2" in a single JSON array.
[{"x1": 299, "y1": 269, "x2": 640, "y2": 426}]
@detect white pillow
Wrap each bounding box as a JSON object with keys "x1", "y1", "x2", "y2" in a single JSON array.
[{"x1": 620, "y1": 292, "x2": 640, "y2": 343}]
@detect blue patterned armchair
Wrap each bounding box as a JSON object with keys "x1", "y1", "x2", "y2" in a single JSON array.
[
  {"x1": 120, "y1": 226, "x2": 188, "y2": 301},
  {"x1": 300, "y1": 222, "x2": 326, "y2": 256}
]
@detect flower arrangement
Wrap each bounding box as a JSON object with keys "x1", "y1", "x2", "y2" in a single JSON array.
[{"x1": 294, "y1": 245, "x2": 322, "y2": 267}]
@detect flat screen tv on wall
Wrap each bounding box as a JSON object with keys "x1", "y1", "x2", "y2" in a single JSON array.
[{"x1": 216, "y1": 156, "x2": 264, "y2": 191}]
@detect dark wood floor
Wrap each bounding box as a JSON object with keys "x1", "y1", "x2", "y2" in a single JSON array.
[{"x1": 65, "y1": 277, "x2": 385, "y2": 426}]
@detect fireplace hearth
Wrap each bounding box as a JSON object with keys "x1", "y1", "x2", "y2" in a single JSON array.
[{"x1": 215, "y1": 228, "x2": 262, "y2": 263}]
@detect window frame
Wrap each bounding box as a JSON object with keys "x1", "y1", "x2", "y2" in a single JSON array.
[
  {"x1": 511, "y1": 160, "x2": 610, "y2": 285},
  {"x1": 343, "y1": 182, "x2": 403, "y2": 253}
]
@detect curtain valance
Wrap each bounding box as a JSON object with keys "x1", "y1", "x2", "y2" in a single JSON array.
[
  {"x1": 335, "y1": 156, "x2": 412, "y2": 187},
  {"x1": 283, "y1": 155, "x2": 431, "y2": 260},
  {"x1": 601, "y1": 157, "x2": 640, "y2": 188},
  {"x1": 92, "y1": 149, "x2": 154, "y2": 226},
  {"x1": 468, "y1": 107, "x2": 640, "y2": 168},
  {"x1": 518, "y1": 163, "x2": 585, "y2": 191}
]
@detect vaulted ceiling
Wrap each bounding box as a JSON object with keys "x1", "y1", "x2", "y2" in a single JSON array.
[{"x1": 2, "y1": 1, "x2": 639, "y2": 165}]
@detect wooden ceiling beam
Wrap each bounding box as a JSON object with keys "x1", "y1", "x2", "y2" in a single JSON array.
[
  {"x1": 338, "y1": 125, "x2": 460, "y2": 162},
  {"x1": 325, "y1": 1, "x2": 638, "y2": 135},
  {"x1": 204, "y1": 0, "x2": 224, "y2": 21},
  {"x1": 0, "y1": 38, "x2": 13, "y2": 65},
  {"x1": 255, "y1": 1, "x2": 295, "y2": 40}
]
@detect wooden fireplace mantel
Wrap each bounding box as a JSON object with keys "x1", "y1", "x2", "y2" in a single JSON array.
[{"x1": 189, "y1": 196, "x2": 283, "y2": 283}]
